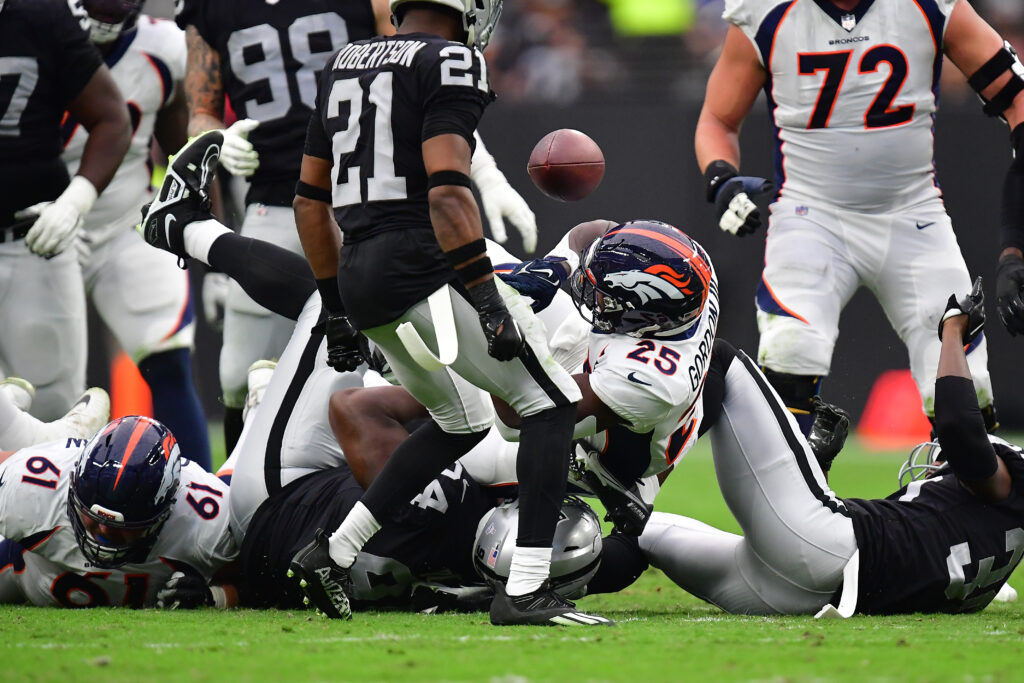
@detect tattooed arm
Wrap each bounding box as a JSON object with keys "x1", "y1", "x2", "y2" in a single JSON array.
[{"x1": 184, "y1": 25, "x2": 225, "y2": 136}]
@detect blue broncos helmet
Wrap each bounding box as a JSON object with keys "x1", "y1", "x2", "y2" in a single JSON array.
[
  {"x1": 68, "y1": 416, "x2": 182, "y2": 568},
  {"x1": 570, "y1": 220, "x2": 715, "y2": 338}
]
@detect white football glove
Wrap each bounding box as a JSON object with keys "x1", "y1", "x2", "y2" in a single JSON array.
[
  {"x1": 472, "y1": 132, "x2": 537, "y2": 253},
  {"x1": 202, "y1": 272, "x2": 230, "y2": 331},
  {"x1": 16, "y1": 176, "x2": 97, "y2": 258},
  {"x1": 219, "y1": 119, "x2": 260, "y2": 178}
]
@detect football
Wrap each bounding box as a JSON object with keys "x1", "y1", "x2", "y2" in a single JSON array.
[{"x1": 527, "y1": 129, "x2": 605, "y2": 202}]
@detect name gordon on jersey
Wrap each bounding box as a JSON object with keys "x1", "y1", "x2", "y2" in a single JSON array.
[
  {"x1": 331, "y1": 39, "x2": 429, "y2": 72},
  {"x1": 687, "y1": 279, "x2": 720, "y2": 392}
]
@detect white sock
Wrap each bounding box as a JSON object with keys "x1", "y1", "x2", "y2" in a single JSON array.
[
  {"x1": 328, "y1": 502, "x2": 381, "y2": 568},
  {"x1": 0, "y1": 389, "x2": 45, "y2": 450},
  {"x1": 183, "y1": 219, "x2": 231, "y2": 265},
  {"x1": 505, "y1": 546, "x2": 553, "y2": 597}
]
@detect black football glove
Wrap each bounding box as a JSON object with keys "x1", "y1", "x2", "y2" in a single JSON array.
[
  {"x1": 938, "y1": 276, "x2": 985, "y2": 344},
  {"x1": 996, "y1": 254, "x2": 1024, "y2": 336},
  {"x1": 495, "y1": 256, "x2": 570, "y2": 313},
  {"x1": 325, "y1": 313, "x2": 370, "y2": 372},
  {"x1": 468, "y1": 279, "x2": 525, "y2": 361},
  {"x1": 156, "y1": 571, "x2": 221, "y2": 609},
  {"x1": 704, "y1": 160, "x2": 774, "y2": 237},
  {"x1": 807, "y1": 396, "x2": 851, "y2": 473}
]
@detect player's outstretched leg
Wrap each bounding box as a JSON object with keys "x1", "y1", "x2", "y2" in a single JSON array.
[
  {"x1": 287, "y1": 529, "x2": 353, "y2": 620},
  {"x1": 139, "y1": 349, "x2": 212, "y2": 471}
]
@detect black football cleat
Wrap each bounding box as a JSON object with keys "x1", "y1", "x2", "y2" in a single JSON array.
[
  {"x1": 139, "y1": 130, "x2": 223, "y2": 263},
  {"x1": 807, "y1": 396, "x2": 851, "y2": 473},
  {"x1": 490, "y1": 582, "x2": 614, "y2": 627},
  {"x1": 287, "y1": 529, "x2": 353, "y2": 620}
]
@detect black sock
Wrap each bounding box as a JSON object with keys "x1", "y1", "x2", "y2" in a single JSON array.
[
  {"x1": 224, "y1": 406, "x2": 244, "y2": 455},
  {"x1": 515, "y1": 403, "x2": 576, "y2": 548},
  {"x1": 138, "y1": 349, "x2": 212, "y2": 471},
  {"x1": 587, "y1": 533, "x2": 648, "y2": 594},
  {"x1": 361, "y1": 420, "x2": 486, "y2": 519},
  {"x1": 208, "y1": 233, "x2": 316, "y2": 321}
]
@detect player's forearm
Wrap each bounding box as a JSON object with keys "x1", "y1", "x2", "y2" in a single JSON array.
[
  {"x1": 294, "y1": 196, "x2": 341, "y2": 279},
  {"x1": 69, "y1": 68, "x2": 131, "y2": 193},
  {"x1": 184, "y1": 26, "x2": 225, "y2": 136},
  {"x1": 429, "y1": 186, "x2": 491, "y2": 285},
  {"x1": 154, "y1": 89, "x2": 189, "y2": 157},
  {"x1": 695, "y1": 111, "x2": 742, "y2": 173},
  {"x1": 937, "y1": 318, "x2": 972, "y2": 381}
]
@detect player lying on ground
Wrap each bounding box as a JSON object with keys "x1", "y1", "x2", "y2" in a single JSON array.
[
  {"x1": 616, "y1": 282, "x2": 1024, "y2": 615},
  {"x1": 0, "y1": 415, "x2": 236, "y2": 608},
  {"x1": 697, "y1": 0, "x2": 1024, "y2": 432},
  {"x1": 0, "y1": 380, "x2": 109, "y2": 452},
  {"x1": 131, "y1": 191, "x2": 632, "y2": 615}
]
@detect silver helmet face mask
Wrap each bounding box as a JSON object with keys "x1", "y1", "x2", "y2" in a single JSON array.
[
  {"x1": 389, "y1": 0, "x2": 502, "y2": 49},
  {"x1": 897, "y1": 441, "x2": 944, "y2": 488},
  {"x1": 472, "y1": 497, "x2": 602, "y2": 599}
]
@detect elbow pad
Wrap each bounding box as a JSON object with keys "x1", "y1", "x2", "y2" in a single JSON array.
[{"x1": 968, "y1": 41, "x2": 1024, "y2": 121}]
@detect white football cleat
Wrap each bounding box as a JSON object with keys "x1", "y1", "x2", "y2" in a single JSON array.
[
  {"x1": 994, "y1": 583, "x2": 1018, "y2": 604},
  {"x1": 0, "y1": 377, "x2": 35, "y2": 412},
  {"x1": 243, "y1": 360, "x2": 276, "y2": 423},
  {"x1": 37, "y1": 388, "x2": 111, "y2": 443}
]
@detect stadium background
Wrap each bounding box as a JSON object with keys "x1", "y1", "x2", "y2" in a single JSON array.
[{"x1": 89, "y1": 0, "x2": 1024, "y2": 433}]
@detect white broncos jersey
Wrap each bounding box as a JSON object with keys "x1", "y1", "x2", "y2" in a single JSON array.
[
  {"x1": 0, "y1": 439, "x2": 236, "y2": 608},
  {"x1": 63, "y1": 17, "x2": 186, "y2": 246},
  {"x1": 725, "y1": 0, "x2": 957, "y2": 213},
  {"x1": 583, "y1": 273, "x2": 720, "y2": 479}
]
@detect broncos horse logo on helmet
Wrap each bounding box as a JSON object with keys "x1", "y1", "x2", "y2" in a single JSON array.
[
  {"x1": 68, "y1": 415, "x2": 182, "y2": 568},
  {"x1": 570, "y1": 220, "x2": 715, "y2": 338}
]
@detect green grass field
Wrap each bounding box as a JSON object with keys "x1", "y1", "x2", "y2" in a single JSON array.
[{"x1": 4, "y1": 436, "x2": 1024, "y2": 683}]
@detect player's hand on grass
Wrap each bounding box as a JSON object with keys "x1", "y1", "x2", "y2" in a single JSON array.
[
  {"x1": 156, "y1": 572, "x2": 223, "y2": 609},
  {"x1": 704, "y1": 160, "x2": 773, "y2": 237},
  {"x1": 996, "y1": 253, "x2": 1024, "y2": 336},
  {"x1": 939, "y1": 276, "x2": 985, "y2": 344},
  {"x1": 325, "y1": 314, "x2": 369, "y2": 372},
  {"x1": 495, "y1": 256, "x2": 570, "y2": 312},
  {"x1": 219, "y1": 119, "x2": 260, "y2": 178}
]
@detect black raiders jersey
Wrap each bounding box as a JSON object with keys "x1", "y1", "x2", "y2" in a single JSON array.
[
  {"x1": 239, "y1": 460, "x2": 500, "y2": 610},
  {"x1": 845, "y1": 442, "x2": 1024, "y2": 614},
  {"x1": 175, "y1": 0, "x2": 376, "y2": 201},
  {"x1": 304, "y1": 33, "x2": 493, "y2": 329},
  {"x1": 305, "y1": 33, "x2": 492, "y2": 237},
  {"x1": 0, "y1": 0, "x2": 103, "y2": 222}
]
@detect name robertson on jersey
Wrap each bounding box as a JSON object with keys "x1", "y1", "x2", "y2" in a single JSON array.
[
  {"x1": 332, "y1": 40, "x2": 428, "y2": 72},
  {"x1": 687, "y1": 279, "x2": 720, "y2": 392}
]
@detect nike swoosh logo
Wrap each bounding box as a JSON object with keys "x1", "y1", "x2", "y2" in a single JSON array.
[
  {"x1": 916, "y1": 221, "x2": 935, "y2": 230},
  {"x1": 627, "y1": 372, "x2": 652, "y2": 386},
  {"x1": 164, "y1": 214, "x2": 176, "y2": 237},
  {"x1": 0, "y1": 472, "x2": 5, "y2": 489}
]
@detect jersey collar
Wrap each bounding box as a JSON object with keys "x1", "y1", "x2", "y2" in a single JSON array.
[
  {"x1": 811, "y1": 0, "x2": 877, "y2": 31},
  {"x1": 103, "y1": 28, "x2": 138, "y2": 68}
]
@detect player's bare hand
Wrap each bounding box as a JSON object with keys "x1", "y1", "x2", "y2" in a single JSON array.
[
  {"x1": 939, "y1": 276, "x2": 985, "y2": 344},
  {"x1": 996, "y1": 254, "x2": 1024, "y2": 336},
  {"x1": 219, "y1": 119, "x2": 260, "y2": 178}
]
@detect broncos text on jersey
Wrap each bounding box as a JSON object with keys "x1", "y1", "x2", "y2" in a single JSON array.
[{"x1": 724, "y1": 0, "x2": 958, "y2": 213}]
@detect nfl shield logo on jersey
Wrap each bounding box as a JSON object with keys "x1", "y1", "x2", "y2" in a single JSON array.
[{"x1": 841, "y1": 13, "x2": 856, "y2": 31}]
